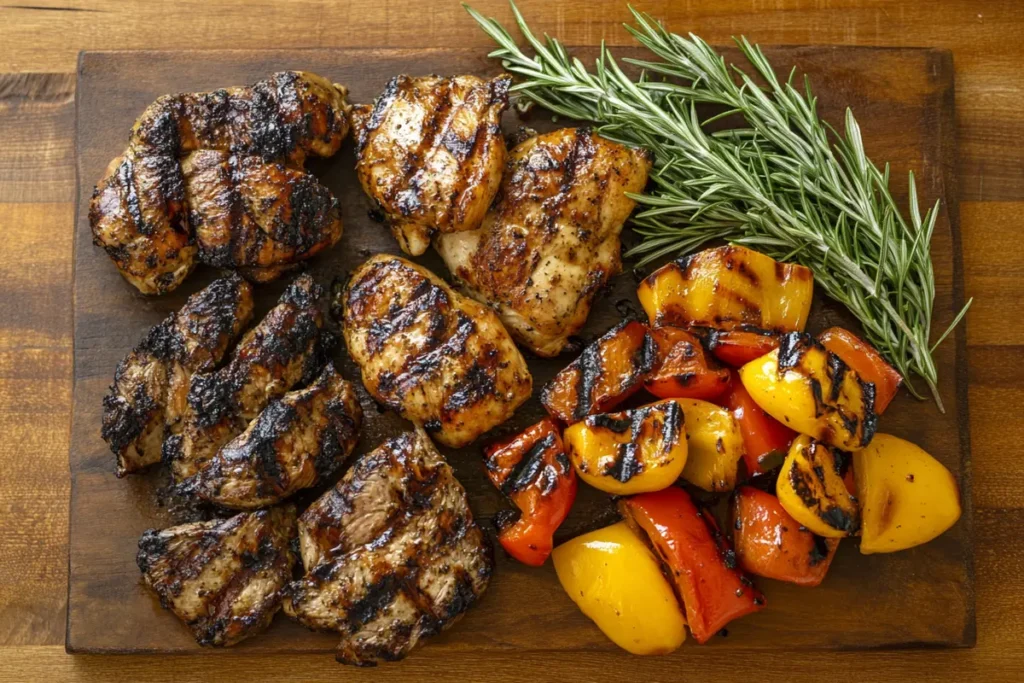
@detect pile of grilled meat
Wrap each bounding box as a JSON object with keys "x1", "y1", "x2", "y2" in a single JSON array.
[{"x1": 98, "y1": 69, "x2": 649, "y2": 664}]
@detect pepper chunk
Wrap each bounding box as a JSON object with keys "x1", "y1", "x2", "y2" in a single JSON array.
[
  {"x1": 644, "y1": 327, "x2": 731, "y2": 400},
  {"x1": 707, "y1": 329, "x2": 780, "y2": 368},
  {"x1": 732, "y1": 486, "x2": 839, "y2": 586},
  {"x1": 564, "y1": 400, "x2": 687, "y2": 495},
  {"x1": 620, "y1": 487, "x2": 765, "y2": 644},
  {"x1": 776, "y1": 435, "x2": 860, "y2": 538},
  {"x1": 637, "y1": 246, "x2": 814, "y2": 333},
  {"x1": 676, "y1": 398, "x2": 745, "y2": 492},
  {"x1": 818, "y1": 327, "x2": 903, "y2": 414},
  {"x1": 719, "y1": 369, "x2": 796, "y2": 476},
  {"x1": 484, "y1": 419, "x2": 578, "y2": 566},
  {"x1": 541, "y1": 320, "x2": 656, "y2": 424},
  {"x1": 551, "y1": 521, "x2": 687, "y2": 655}
]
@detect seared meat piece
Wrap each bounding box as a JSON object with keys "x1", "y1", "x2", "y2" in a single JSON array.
[
  {"x1": 137, "y1": 505, "x2": 297, "y2": 647},
  {"x1": 194, "y1": 363, "x2": 363, "y2": 509},
  {"x1": 339, "y1": 254, "x2": 531, "y2": 448},
  {"x1": 436, "y1": 127, "x2": 652, "y2": 357},
  {"x1": 170, "y1": 274, "x2": 331, "y2": 481},
  {"x1": 283, "y1": 429, "x2": 492, "y2": 665},
  {"x1": 91, "y1": 71, "x2": 350, "y2": 294},
  {"x1": 102, "y1": 274, "x2": 254, "y2": 476},
  {"x1": 350, "y1": 74, "x2": 510, "y2": 256}
]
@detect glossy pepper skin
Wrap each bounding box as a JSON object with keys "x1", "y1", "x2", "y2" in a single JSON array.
[
  {"x1": 818, "y1": 327, "x2": 903, "y2": 414},
  {"x1": 644, "y1": 327, "x2": 731, "y2": 400},
  {"x1": 564, "y1": 400, "x2": 688, "y2": 495},
  {"x1": 484, "y1": 419, "x2": 577, "y2": 566},
  {"x1": 541, "y1": 320, "x2": 657, "y2": 424},
  {"x1": 676, "y1": 398, "x2": 745, "y2": 493},
  {"x1": 719, "y1": 369, "x2": 796, "y2": 476},
  {"x1": 552, "y1": 521, "x2": 687, "y2": 655},
  {"x1": 776, "y1": 435, "x2": 860, "y2": 538},
  {"x1": 637, "y1": 246, "x2": 814, "y2": 333},
  {"x1": 707, "y1": 329, "x2": 780, "y2": 368},
  {"x1": 732, "y1": 486, "x2": 839, "y2": 586},
  {"x1": 620, "y1": 487, "x2": 765, "y2": 644}
]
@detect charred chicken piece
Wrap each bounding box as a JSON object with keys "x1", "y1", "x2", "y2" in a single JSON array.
[
  {"x1": 170, "y1": 274, "x2": 331, "y2": 481},
  {"x1": 350, "y1": 74, "x2": 510, "y2": 256},
  {"x1": 137, "y1": 505, "x2": 297, "y2": 647},
  {"x1": 194, "y1": 362, "x2": 363, "y2": 509},
  {"x1": 102, "y1": 274, "x2": 254, "y2": 476},
  {"x1": 91, "y1": 71, "x2": 350, "y2": 294},
  {"x1": 284, "y1": 429, "x2": 492, "y2": 666},
  {"x1": 339, "y1": 254, "x2": 532, "y2": 448},
  {"x1": 435, "y1": 127, "x2": 652, "y2": 357}
]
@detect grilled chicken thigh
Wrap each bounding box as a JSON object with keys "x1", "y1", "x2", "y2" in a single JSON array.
[
  {"x1": 137, "y1": 505, "x2": 297, "y2": 647},
  {"x1": 103, "y1": 274, "x2": 254, "y2": 476},
  {"x1": 194, "y1": 363, "x2": 363, "y2": 509},
  {"x1": 91, "y1": 71, "x2": 350, "y2": 294},
  {"x1": 170, "y1": 274, "x2": 331, "y2": 481},
  {"x1": 351, "y1": 74, "x2": 510, "y2": 256},
  {"x1": 284, "y1": 429, "x2": 492, "y2": 665},
  {"x1": 436, "y1": 127, "x2": 652, "y2": 357},
  {"x1": 339, "y1": 255, "x2": 531, "y2": 448}
]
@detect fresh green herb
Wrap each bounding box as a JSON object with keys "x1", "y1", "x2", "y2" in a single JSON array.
[{"x1": 465, "y1": 1, "x2": 970, "y2": 409}]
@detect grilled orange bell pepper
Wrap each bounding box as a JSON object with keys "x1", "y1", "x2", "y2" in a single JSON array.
[
  {"x1": 818, "y1": 327, "x2": 903, "y2": 414},
  {"x1": 719, "y1": 369, "x2": 795, "y2": 476},
  {"x1": 707, "y1": 329, "x2": 780, "y2": 368},
  {"x1": 732, "y1": 486, "x2": 839, "y2": 586},
  {"x1": 620, "y1": 487, "x2": 765, "y2": 644},
  {"x1": 644, "y1": 327, "x2": 731, "y2": 400},
  {"x1": 484, "y1": 419, "x2": 577, "y2": 566}
]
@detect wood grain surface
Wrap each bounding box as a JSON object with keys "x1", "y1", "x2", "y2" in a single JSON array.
[{"x1": 1, "y1": 0, "x2": 1023, "y2": 680}]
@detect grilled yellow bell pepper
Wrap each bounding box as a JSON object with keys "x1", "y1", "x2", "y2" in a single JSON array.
[
  {"x1": 564, "y1": 400, "x2": 688, "y2": 495},
  {"x1": 854, "y1": 434, "x2": 961, "y2": 554},
  {"x1": 552, "y1": 521, "x2": 687, "y2": 655},
  {"x1": 676, "y1": 398, "x2": 745, "y2": 492},
  {"x1": 637, "y1": 245, "x2": 814, "y2": 332},
  {"x1": 776, "y1": 435, "x2": 860, "y2": 538},
  {"x1": 738, "y1": 333, "x2": 877, "y2": 451}
]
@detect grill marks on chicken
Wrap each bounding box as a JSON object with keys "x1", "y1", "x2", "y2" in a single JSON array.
[
  {"x1": 435, "y1": 127, "x2": 652, "y2": 357},
  {"x1": 351, "y1": 74, "x2": 510, "y2": 256},
  {"x1": 102, "y1": 274, "x2": 254, "y2": 476},
  {"x1": 339, "y1": 255, "x2": 531, "y2": 448},
  {"x1": 194, "y1": 362, "x2": 363, "y2": 509},
  {"x1": 170, "y1": 274, "x2": 332, "y2": 481},
  {"x1": 137, "y1": 506, "x2": 297, "y2": 647},
  {"x1": 283, "y1": 429, "x2": 492, "y2": 665},
  {"x1": 91, "y1": 71, "x2": 350, "y2": 294}
]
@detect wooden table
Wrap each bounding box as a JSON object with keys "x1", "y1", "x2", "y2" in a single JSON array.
[{"x1": 0, "y1": 1, "x2": 1020, "y2": 680}]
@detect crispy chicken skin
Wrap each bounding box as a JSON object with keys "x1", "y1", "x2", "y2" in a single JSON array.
[
  {"x1": 339, "y1": 254, "x2": 532, "y2": 448},
  {"x1": 194, "y1": 363, "x2": 363, "y2": 509},
  {"x1": 102, "y1": 274, "x2": 254, "y2": 477},
  {"x1": 169, "y1": 274, "x2": 331, "y2": 481},
  {"x1": 137, "y1": 506, "x2": 297, "y2": 647},
  {"x1": 283, "y1": 429, "x2": 492, "y2": 665},
  {"x1": 436, "y1": 127, "x2": 652, "y2": 357},
  {"x1": 350, "y1": 74, "x2": 510, "y2": 256},
  {"x1": 91, "y1": 71, "x2": 350, "y2": 294}
]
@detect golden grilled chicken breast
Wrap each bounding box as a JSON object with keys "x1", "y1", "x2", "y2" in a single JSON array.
[
  {"x1": 436, "y1": 127, "x2": 652, "y2": 357},
  {"x1": 350, "y1": 74, "x2": 510, "y2": 256},
  {"x1": 137, "y1": 506, "x2": 297, "y2": 647},
  {"x1": 194, "y1": 363, "x2": 363, "y2": 509},
  {"x1": 91, "y1": 71, "x2": 350, "y2": 294},
  {"x1": 339, "y1": 255, "x2": 531, "y2": 448},
  {"x1": 169, "y1": 274, "x2": 330, "y2": 481},
  {"x1": 283, "y1": 429, "x2": 492, "y2": 665},
  {"x1": 102, "y1": 275, "x2": 254, "y2": 476}
]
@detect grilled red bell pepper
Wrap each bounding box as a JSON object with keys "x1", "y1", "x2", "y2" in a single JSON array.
[
  {"x1": 707, "y1": 329, "x2": 780, "y2": 368},
  {"x1": 731, "y1": 486, "x2": 839, "y2": 587},
  {"x1": 818, "y1": 327, "x2": 903, "y2": 413},
  {"x1": 719, "y1": 369, "x2": 796, "y2": 475},
  {"x1": 619, "y1": 487, "x2": 765, "y2": 644},
  {"x1": 484, "y1": 419, "x2": 577, "y2": 566},
  {"x1": 644, "y1": 326, "x2": 731, "y2": 400}
]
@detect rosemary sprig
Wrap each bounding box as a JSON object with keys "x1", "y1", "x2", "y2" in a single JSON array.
[{"x1": 465, "y1": 1, "x2": 971, "y2": 410}]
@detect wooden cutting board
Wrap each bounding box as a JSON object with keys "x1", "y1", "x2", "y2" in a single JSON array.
[{"x1": 68, "y1": 47, "x2": 973, "y2": 655}]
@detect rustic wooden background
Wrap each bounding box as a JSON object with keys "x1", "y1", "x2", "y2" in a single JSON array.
[{"x1": 0, "y1": 0, "x2": 1020, "y2": 680}]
